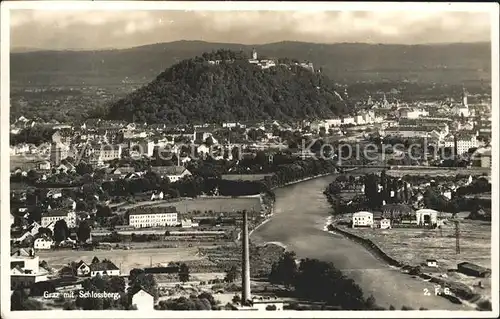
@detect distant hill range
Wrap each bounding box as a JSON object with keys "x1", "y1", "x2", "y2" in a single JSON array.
[
  {"x1": 10, "y1": 40, "x2": 491, "y2": 86},
  {"x1": 106, "y1": 49, "x2": 349, "y2": 124}
]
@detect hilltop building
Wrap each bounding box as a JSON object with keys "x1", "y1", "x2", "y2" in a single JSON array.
[{"x1": 248, "y1": 49, "x2": 313, "y2": 72}]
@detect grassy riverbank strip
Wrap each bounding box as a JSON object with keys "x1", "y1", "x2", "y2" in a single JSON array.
[{"x1": 324, "y1": 222, "x2": 492, "y2": 311}]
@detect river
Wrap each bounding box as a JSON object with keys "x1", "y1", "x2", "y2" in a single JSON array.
[{"x1": 250, "y1": 169, "x2": 468, "y2": 310}]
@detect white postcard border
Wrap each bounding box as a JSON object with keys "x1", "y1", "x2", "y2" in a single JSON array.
[{"x1": 1, "y1": 1, "x2": 499, "y2": 319}]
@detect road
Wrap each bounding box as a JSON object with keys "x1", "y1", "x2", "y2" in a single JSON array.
[{"x1": 250, "y1": 168, "x2": 469, "y2": 310}]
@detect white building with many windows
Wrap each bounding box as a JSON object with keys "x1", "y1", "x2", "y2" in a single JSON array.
[
  {"x1": 33, "y1": 238, "x2": 54, "y2": 250},
  {"x1": 41, "y1": 210, "x2": 77, "y2": 228},
  {"x1": 352, "y1": 211, "x2": 374, "y2": 228},
  {"x1": 399, "y1": 107, "x2": 429, "y2": 119},
  {"x1": 455, "y1": 133, "x2": 479, "y2": 156},
  {"x1": 85, "y1": 143, "x2": 122, "y2": 162},
  {"x1": 129, "y1": 207, "x2": 178, "y2": 228}
]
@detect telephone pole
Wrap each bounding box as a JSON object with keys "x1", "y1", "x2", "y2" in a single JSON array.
[
  {"x1": 241, "y1": 210, "x2": 251, "y2": 303},
  {"x1": 439, "y1": 211, "x2": 443, "y2": 237},
  {"x1": 454, "y1": 220, "x2": 460, "y2": 254}
]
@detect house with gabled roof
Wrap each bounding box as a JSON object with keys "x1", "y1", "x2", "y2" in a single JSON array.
[
  {"x1": 89, "y1": 261, "x2": 120, "y2": 277},
  {"x1": 76, "y1": 260, "x2": 91, "y2": 277},
  {"x1": 12, "y1": 231, "x2": 34, "y2": 244},
  {"x1": 124, "y1": 172, "x2": 142, "y2": 180},
  {"x1": 150, "y1": 166, "x2": 191, "y2": 182},
  {"x1": 131, "y1": 288, "x2": 154, "y2": 310}
]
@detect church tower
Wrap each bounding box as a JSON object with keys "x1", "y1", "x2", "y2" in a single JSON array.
[
  {"x1": 382, "y1": 93, "x2": 389, "y2": 108},
  {"x1": 251, "y1": 48, "x2": 257, "y2": 60},
  {"x1": 462, "y1": 87, "x2": 468, "y2": 107}
]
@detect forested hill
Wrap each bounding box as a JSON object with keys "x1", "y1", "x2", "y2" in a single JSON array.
[
  {"x1": 106, "y1": 50, "x2": 349, "y2": 124},
  {"x1": 10, "y1": 41, "x2": 490, "y2": 86}
]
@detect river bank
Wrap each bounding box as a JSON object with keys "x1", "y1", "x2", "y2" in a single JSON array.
[
  {"x1": 237, "y1": 170, "x2": 340, "y2": 242},
  {"x1": 322, "y1": 220, "x2": 491, "y2": 311},
  {"x1": 270, "y1": 171, "x2": 338, "y2": 191},
  {"x1": 251, "y1": 169, "x2": 469, "y2": 309}
]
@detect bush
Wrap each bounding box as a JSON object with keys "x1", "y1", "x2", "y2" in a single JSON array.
[
  {"x1": 232, "y1": 294, "x2": 241, "y2": 304},
  {"x1": 63, "y1": 301, "x2": 78, "y2": 310},
  {"x1": 409, "y1": 266, "x2": 422, "y2": 276},
  {"x1": 266, "y1": 304, "x2": 277, "y2": 310},
  {"x1": 477, "y1": 300, "x2": 492, "y2": 311}
]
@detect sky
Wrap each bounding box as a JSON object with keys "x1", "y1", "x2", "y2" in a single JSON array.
[{"x1": 10, "y1": 9, "x2": 492, "y2": 50}]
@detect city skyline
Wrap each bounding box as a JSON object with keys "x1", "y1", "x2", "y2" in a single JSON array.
[{"x1": 10, "y1": 10, "x2": 492, "y2": 50}]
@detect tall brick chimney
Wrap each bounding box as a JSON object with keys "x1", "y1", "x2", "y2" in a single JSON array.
[{"x1": 241, "y1": 210, "x2": 251, "y2": 303}]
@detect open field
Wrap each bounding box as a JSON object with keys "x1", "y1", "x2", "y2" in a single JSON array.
[
  {"x1": 159, "y1": 197, "x2": 262, "y2": 214},
  {"x1": 119, "y1": 197, "x2": 262, "y2": 215},
  {"x1": 345, "y1": 219, "x2": 491, "y2": 269},
  {"x1": 10, "y1": 155, "x2": 43, "y2": 171},
  {"x1": 221, "y1": 174, "x2": 274, "y2": 181},
  {"x1": 36, "y1": 247, "x2": 202, "y2": 274},
  {"x1": 387, "y1": 168, "x2": 490, "y2": 177},
  {"x1": 343, "y1": 219, "x2": 491, "y2": 301}
]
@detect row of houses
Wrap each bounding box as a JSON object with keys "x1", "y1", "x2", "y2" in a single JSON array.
[
  {"x1": 380, "y1": 123, "x2": 489, "y2": 161},
  {"x1": 37, "y1": 203, "x2": 183, "y2": 232},
  {"x1": 11, "y1": 248, "x2": 49, "y2": 289},
  {"x1": 10, "y1": 248, "x2": 156, "y2": 310},
  {"x1": 59, "y1": 258, "x2": 121, "y2": 278},
  {"x1": 310, "y1": 110, "x2": 384, "y2": 133},
  {"x1": 351, "y1": 208, "x2": 442, "y2": 229}
]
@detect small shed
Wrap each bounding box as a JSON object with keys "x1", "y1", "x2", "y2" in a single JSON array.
[
  {"x1": 457, "y1": 262, "x2": 491, "y2": 278},
  {"x1": 426, "y1": 259, "x2": 438, "y2": 268},
  {"x1": 416, "y1": 209, "x2": 439, "y2": 226},
  {"x1": 380, "y1": 218, "x2": 391, "y2": 229}
]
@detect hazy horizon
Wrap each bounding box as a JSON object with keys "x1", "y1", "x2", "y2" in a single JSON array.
[
  {"x1": 10, "y1": 39, "x2": 492, "y2": 53},
  {"x1": 10, "y1": 10, "x2": 492, "y2": 50}
]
